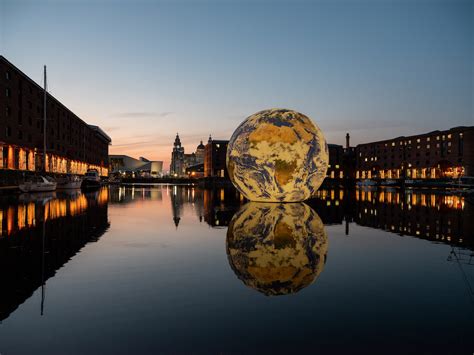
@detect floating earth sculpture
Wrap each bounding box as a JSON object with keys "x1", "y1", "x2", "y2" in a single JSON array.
[
  {"x1": 226, "y1": 202, "x2": 328, "y2": 296},
  {"x1": 227, "y1": 109, "x2": 329, "y2": 202}
]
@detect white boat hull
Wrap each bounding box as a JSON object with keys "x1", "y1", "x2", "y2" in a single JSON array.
[
  {"x1": 82, "y1": 169, "x2": 101, "y2": 189},
  {"x1": 19, "y1": 182, "x2": 57, "y2": 193},
  {"x1": 57, "y1": 181, "x2": 82, "y2": 189}
]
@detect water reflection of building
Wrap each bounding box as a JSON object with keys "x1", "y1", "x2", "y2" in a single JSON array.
[
  {"x1": 169, "y1": 185, "x2": 206, "y2": 227},
  {"x1": 109, "y1": 185, "x2": 163, "y2": 204},
  {"x1": 310, "y1": 188, "x2": 473, "y2": 249},
  {"x1": 203, "y1": 186, "x2": 244, "y2": 228},
  {"x1": 169, "y1": 185, "x2": 243, "y2": 228},
  {"x1": 307, "y1": 189, "x2": 350, "y2": 226},
  {"x1": 110, "y1": 185, "x2": 473, "y2": 250},
  {"x1": 110, "y1": 185, "x2": 243, "y2": 228},
  {"x1": 171, "y1": 185, "x2": 184, "y2": 227},
  {"x1": 353, "y1": 189, "x2": 472, "y2": 247},
  {"x1": 0, "y1": 188, "x2": 110, "y2": 321}
]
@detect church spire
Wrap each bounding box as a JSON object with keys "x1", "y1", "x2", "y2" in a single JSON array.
[{"x1": 174, "y1": 133, "x2": 181, "y2": 147}]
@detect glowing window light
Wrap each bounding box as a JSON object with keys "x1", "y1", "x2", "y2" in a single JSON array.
[
  {"x1": 28, "y1": 150, "x2": 35, "y2": 171},
  {"x1": 18, "y1": 149, "x2": 27, "y2": 170},
  {"x1": 7, "y1": 146, "x2": 14, "y2": 169}
]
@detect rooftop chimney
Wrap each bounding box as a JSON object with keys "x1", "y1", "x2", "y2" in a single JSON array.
[{"x1": 346, "y1": 133, "x2": 350, "y2": 149}]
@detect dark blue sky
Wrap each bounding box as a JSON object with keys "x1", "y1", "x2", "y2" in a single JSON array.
[{"x1": 1, "y1": 0, "x2": 472, "y2": 166}]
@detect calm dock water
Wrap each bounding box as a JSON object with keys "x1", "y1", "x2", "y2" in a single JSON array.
[{"x1": 0, "y1": 185, "x2": 472, "y2": 354}]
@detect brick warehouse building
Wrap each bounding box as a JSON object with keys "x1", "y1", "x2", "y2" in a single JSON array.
[
  {"x1": 0, "y1": 56, "x2": 110, "y2": 177},
  {"x1": 355, "y1": 126, "x2": 474, "y2": 180},
  {"x1": 204, "y1": 137, "x2": 228, "y2": 178}
]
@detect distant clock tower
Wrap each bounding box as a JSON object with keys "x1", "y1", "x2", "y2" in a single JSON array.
[{"x1": 170, "y1": 133, "x2": 185, "y2": 176}]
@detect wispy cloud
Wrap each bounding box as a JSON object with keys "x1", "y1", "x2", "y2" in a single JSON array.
[
  {"x1": 111, "y1": 112, "x2": 174, "y2": 118},
  {"x1": 322, "y1": 119, "x2": 407, "y2": 133},
  {"x1": 102, "y1": 125, "x2": 120, "y2": 132},
  {"x1": 112, "y1": 140, "x2": 171, "y2": 148}
]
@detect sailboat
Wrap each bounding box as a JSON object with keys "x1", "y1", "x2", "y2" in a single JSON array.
[
  {"x1": 56, "y1": 175, "x2": 82, "y2": 189},
  {"x1": 19, "y1": 175, "x2": 56, "y2": 192},
  {"x1": 81, "y1": 169, "x2": 101, "y2": 189},
  {"x1": 19, "y1": 65, "x2": 57, "y2": 193}
]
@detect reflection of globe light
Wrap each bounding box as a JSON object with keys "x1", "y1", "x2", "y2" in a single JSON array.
[
  {"x1": 226, "y1": 202, "x2": 328, "y2": 296},
  {"x1": 227, "y1": 109, "x2": 329, "y2": 202}
]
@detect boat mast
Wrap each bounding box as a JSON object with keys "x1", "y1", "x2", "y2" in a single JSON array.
[
  {"x1": 41, "y1": 219, "x2": 46, "y2": 316},
  {"x1": 43, "y1": 65, "x2": 47, "y2": 172}
]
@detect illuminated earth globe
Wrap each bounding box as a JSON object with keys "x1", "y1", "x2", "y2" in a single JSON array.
[
  {"x1": 227, "y1": 108, "x2": 329, "y2": 202},
  {"x1": 226, "y1": 202, "x2": 328, "y2": 296}
]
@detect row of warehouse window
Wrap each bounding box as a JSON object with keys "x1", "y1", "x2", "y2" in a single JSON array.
[
  {"x1": 360, "y1": 141, "x2": 463, "y2": 162},
  {"x1": 363, "y1": 148, "x2": 456, "y2": 162},
  {"x1": 5, "y1": 127, "x2": 32, "y2": 142},
  {"x1": 4, "y1": 108, "x2": 94, "y2": 143},
  {"x1": 3, "y1": 126, "x2": 104, "y2": 159},
  {"x1": 360, "y1": 140, "x2": 461, "y2": 155},
  {"x1": 3, "y1": 106, "x2": 98, "y2": 149},
  {"x1": 4, "y1": 70, "x2": 48, "y2": 98},
  {"x1": 0, "y1": 145, "x2": 108, "y2": 176},
  {"x1": 360, "y1": 141, "x2": 456, "y2": 156},
  {"x1": 359, "y1": 133, "x2": 463, "y2": 154},
  {"x1": 362, "y1": 158, "x2": 463, "y2": 168}
]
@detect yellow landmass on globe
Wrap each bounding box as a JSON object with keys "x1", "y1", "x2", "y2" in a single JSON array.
[
  {"x1": 249, "y1": 123, "x2": 298, "y2": 145},
  {"x1": 292, "y1": 120, "x2": 314, "y2": 142},
  {"x1": 274, "y1": 159, "x2": 297, "y2": 186}
]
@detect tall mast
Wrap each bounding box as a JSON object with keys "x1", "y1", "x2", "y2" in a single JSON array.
[
  {"x1": 41, "y1": 219, "x2": 46, "y2": 316},
  {"x1": 43, "y1": 65, "x2": 47, "y2": 172}
]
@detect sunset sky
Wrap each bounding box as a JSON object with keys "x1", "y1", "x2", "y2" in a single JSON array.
[{"x1": 1, "y1": 0, "x2": 472, "y2": 170}]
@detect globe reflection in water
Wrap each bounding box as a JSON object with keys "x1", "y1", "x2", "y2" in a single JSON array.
[{"x1": 226, "y1": 202, "x2": 328, "y2": 296}]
